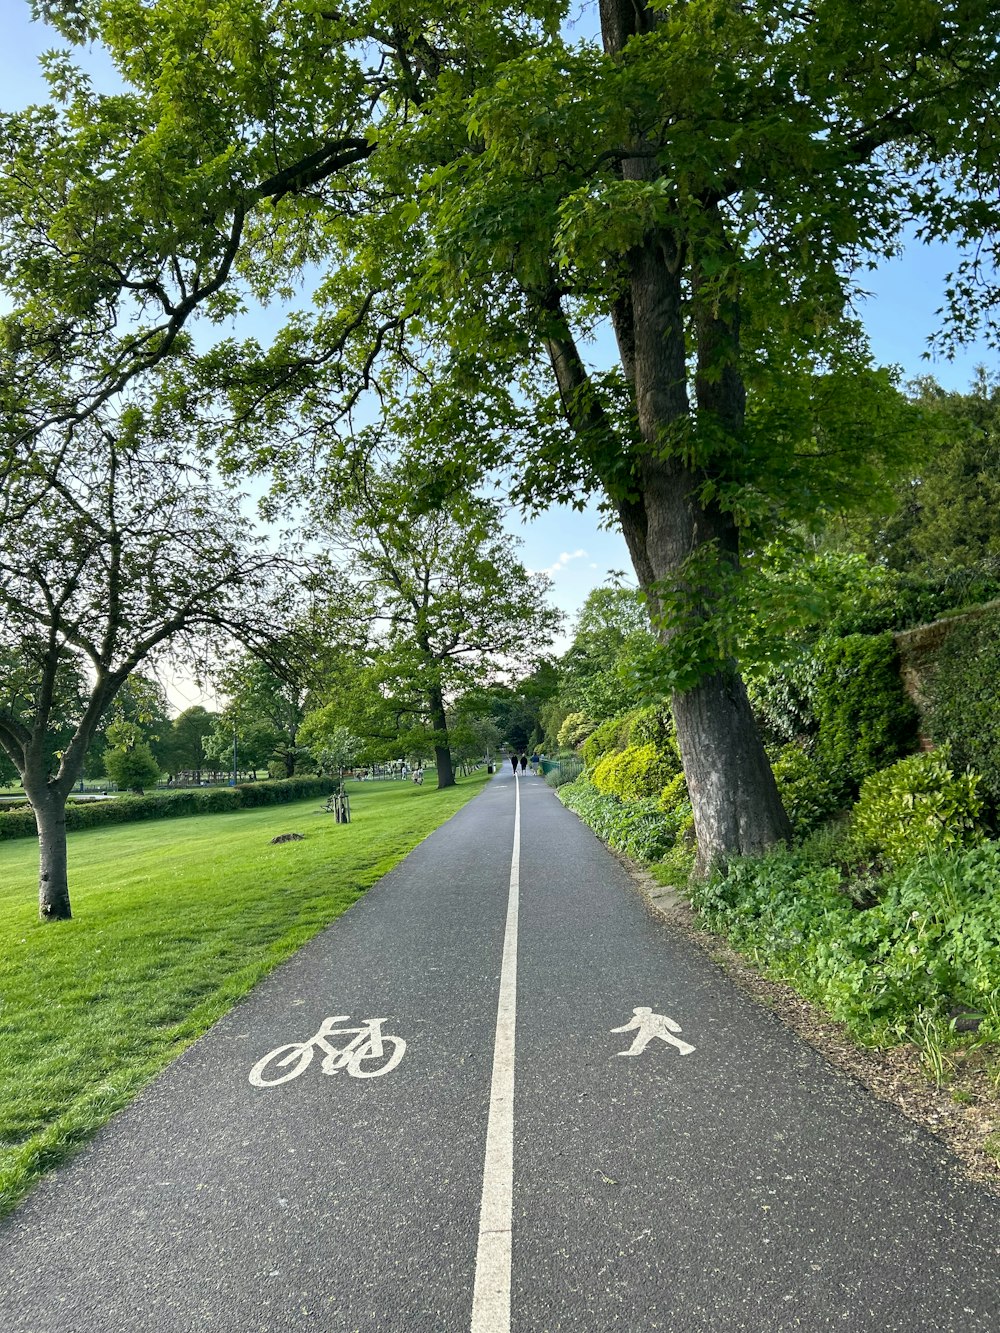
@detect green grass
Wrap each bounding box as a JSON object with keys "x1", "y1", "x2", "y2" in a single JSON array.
[{"x1": 0, "y1": 773, "x2": 487, "y2": 1217}]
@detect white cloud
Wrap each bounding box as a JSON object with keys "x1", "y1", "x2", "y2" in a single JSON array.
[{"x1": 532, "y1": 548, "x2": 588, "y2": 578}]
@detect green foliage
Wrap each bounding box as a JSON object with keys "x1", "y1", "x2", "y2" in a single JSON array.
[
  {"x1": 658, "y1": 772, "x2": 689, "y2": 814},
  {"x1": 0, "y1": 777, "x2": 339, "y2": 841},
  {"x1": 582, "y1": 703, "x2": 679, "y2": 774},
  {"x1": 556, "y1": 711, "x2": 594, "y2": 749},
  {"x1": 841, "y1": 374, "x2": 1000, "y2": 577},
  {"x1": 771, "y1": 744, "x2": 842, "y2": 838},
  {"x1": 812, "y1": 633, "x2": 918, "y2": 794},
  {"x1": 628, "y1": 704, "x2": 676, "y2": 753},
  {"x1": 691, "y1": 841, "x2": 1000, "y2": 1045},
  {"x1": 923, "y1": 608, "x2": 1000, "y2": 805},
  {"x1": 558, "y1": 779, "x2": 680, "y2": 864},
  {"x1": 164, "y1": 706, "x2": 220, "y2": 775},
  {"x1": 591, "y1": 742, "x2": 679, "y2": 802},
  {"x1": 850, "y1": 749, "x2": 986, "y2": 868},
  {"x1": 581, "y1": 713, "x2": 630, "y2": 769},
  {"x1": 556, "y1": 587, "x2": 656, "y2": 722},
  {"x1": 102, "y1": 742, "x2": 162, "y2": 795}
]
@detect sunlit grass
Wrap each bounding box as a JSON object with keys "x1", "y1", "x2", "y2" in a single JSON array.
[{"x1": 0, "y1": 774, "x2": 487, "y2": 1216}]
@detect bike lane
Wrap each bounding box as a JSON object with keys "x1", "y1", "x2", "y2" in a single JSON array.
[
  {"x1": 510, "y1": 776, "x2": 1000, "y2": 1331},
  {"x1": 0, "y1": 775, "x2": 521, "y2": 1333}
]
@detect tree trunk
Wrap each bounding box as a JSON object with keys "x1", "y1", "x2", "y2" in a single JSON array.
[
  {"x1": 427, "y1": 686, "x2": 455, "y2": 789},
  {"x1": 596, "y1": 0, "x2": 792, "y2": 872},
  {"x1": 30, "y1": 784, "x2": 72, "y2": 921}
]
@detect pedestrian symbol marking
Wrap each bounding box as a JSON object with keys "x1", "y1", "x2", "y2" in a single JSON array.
[
  {"x1": 249, "y1": 1015, "x2": 406, "y2": 1086},
  {"x1": 611, "y1": 1006, "x2": 695, "y2": 1057}
]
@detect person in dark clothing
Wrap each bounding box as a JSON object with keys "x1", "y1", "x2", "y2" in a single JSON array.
[
  {"x1": 509, "y1": 751, "x2": 519, "y2": 773},
  {"x1": 519, "y1": 753, "x2": 528, "y2": 774}
]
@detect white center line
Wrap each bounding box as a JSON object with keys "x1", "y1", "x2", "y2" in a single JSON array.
[{"x1": 470, "y1": 773, "x2": 521, "y2": 1333}]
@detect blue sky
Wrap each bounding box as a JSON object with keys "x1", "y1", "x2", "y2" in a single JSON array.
[{"x1": 2, "y1": 1, "x2": 996, "y2": 644}]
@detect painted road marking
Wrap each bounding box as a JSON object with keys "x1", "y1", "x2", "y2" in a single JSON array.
[
  {"x1": 470, "y1": 771, "x2": 520, "y2": 1333},
  {"x1": 249, "y1": 1016, "x2": 407, "y2": 1086},
  {"x1": 611, "y1": 1006, "x2": 696, "y2": 1058}
]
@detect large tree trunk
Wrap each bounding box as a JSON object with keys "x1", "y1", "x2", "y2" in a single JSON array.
[
  {"x1": 427, "y1": 686, "x2": 456, "y2": 789},
  {"x1": 29, "y1": 783, "x2": 73, "y2": 921},
  {"x1": 597, "y1": 0, "x2": 792, "y2": 872}
]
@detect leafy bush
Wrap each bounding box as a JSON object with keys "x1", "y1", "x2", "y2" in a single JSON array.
[
  {"x1": 770, "y1": 743, "x2": 842, "y2": 837},
  {"x1": 691, "y1": 840, "x2": 1000, "y2": 1043},
  {"x1": 628, "y1": 705, "x2": 676, "y2": 752},
  {"x1": 233, "y1": 776, "x2": 337, "y2": 807},
  {"x1": 658, "y1": 772, "x2": 688, "y2": 813},
  {"x1": 0, "y1": 777, "x2": 339, "y2": 841},
  {"x1": 849, "y1": 748, "x2": 986, "y2": 867},
  {"x1": 559, "y1": 778, "x2": 680, "y2": 862},
  {"x1": 556, "y1": 711, "x2": 595, "y2": 749},
  {"x1": 591, "y1": 742, "x2": 679, "y2": 802},
  {"x1": 812, "y1": 633, "x2": 918, "y2": 794},
  {"x1": 581, "y1": 714, "x2": 632, "y2": 769},
  {"x1": 923, "y1": 607, "x2": 1000, "y2": 804},
  {"x1": 747, "y1": 651, "x2": 822, "y2": 748}
]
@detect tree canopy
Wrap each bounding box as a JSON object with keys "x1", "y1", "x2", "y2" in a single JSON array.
[
  {"x1": 306, "y1": 463, "x2": 562, "y2": 786},
  {"x1": 4, "y1": 0, "x2": 1000, "y2": 869},
  {"x1": 0, "y1": 405, "x2": 283, "y2": 918}
]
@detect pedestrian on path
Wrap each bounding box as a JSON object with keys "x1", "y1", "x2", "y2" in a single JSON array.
[
  {"x1": 519, "y1": 753, "x2": 528, "y2": 774},
  {"x1": 509, "y1": 751, "x2": 518, "y2": 774}
]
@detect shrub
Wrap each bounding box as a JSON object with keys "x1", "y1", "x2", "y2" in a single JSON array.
[
  {"x1": 692, "y1": 840, "x2": 1000, "y2": 1043},
  {"x1": 849, "y1": 748, "x2": 986, "y2": 868},
  {"x1": 559, "y1": 779, "x2": 678, "y2": 862},
  {"x1": 770, "y1": 743, "x2": 842, "y2": 837},
  {"x1": 582, "y1": 714, "x2": 632, "y2": 769},
  {"x1": 591, "y1": 742, "x2": 678, "y2": 801},
  {"x1": 556, "y1": 711, "x2": 595, "y2": 749},
  {"x1": 102, "y1": 743, "x2": 162, "y2": 795},
  {"x1": 746, "y1": 650, "x2": 823, "y2": 748},
  {"x1": 658, "y1": 772, "x2": 688, "y2": 813},
  {"x1": 923, "y1": 607, "x2": 1000, "y2": 804},
  {"x1": 0, "y1": 777, "x2": 339, "y2": 841},
  {"x1": 232, "y1": 776, "x2": 337, "y2": 806},
  {"x1": 628, "y1": 705, "x2": 675, "y2": 751},
  {"x1": 812, "y1": 633, "x2": 918, "y2": 794}
]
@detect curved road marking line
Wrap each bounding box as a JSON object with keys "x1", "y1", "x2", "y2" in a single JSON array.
[{"x1": 470, "y1": 773, "x2": 520, "y2": 1333}]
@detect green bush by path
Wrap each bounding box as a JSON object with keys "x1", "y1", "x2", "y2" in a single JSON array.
[
  {"x1": 0, "y1": 775, "x2": 339, "y2": 841},
  {"x1": 559, "y1": 776, "x2": 687, "y2": 863},
  {"x1": 690, "y1": 840, "x2": 1000, "y2": 1047},
  {"x1": 849, "y1": 748, "x2": 986, "y2": 868},
  {"x1": 812, "y1": 633, "x2": 919, "y2": 795},
  {"x1": 923, "y1": 607, "x2": 1000, "y2": 805},
  {"x1": 771, "y1": 743, "x2": 842, "y2": 838},
  {"x1": 0, "y1": 773, "x2": 487, "y2": 1218},
  {"x1": 591, "y1": 741, "x2": 680, "y2": 802}
]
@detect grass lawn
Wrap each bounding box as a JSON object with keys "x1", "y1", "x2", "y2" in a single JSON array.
[{"x1": 0, "y1": 773, "x2": 488, "y2": 1217}]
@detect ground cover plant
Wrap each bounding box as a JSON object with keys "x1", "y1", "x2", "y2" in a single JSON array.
[{"x1": 0, "y1": 774, "x2": 487, "y2": 1217}]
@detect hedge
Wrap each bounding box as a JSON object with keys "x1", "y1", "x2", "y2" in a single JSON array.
[
  {"x1": 922, "y1": 606, "x2": 1000, "y2": 805},
  {"x1": 0, "y1": 777, "x2": 339, "y2": 842}
]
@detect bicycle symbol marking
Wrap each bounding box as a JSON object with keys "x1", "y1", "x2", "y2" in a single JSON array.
[{"x1": 249, "y1": 1015, "x2": 406, "y2": 1087}]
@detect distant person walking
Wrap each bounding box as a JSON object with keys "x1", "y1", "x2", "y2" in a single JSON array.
[
  {"x1": 509, "y1": 752, "x2": 518, "y2": 774},
  {"x1": 529, "y1": 751, "x2": 540, "y2": 774},
  {"x1": 519, "y1": 753, "x2": 528, "y2": 774}
]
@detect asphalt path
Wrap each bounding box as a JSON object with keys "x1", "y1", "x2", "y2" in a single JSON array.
[{"x1": 1, "y1": 768, "x2": 998, "y2": 1331}]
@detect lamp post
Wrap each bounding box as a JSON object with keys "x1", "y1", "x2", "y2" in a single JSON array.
[{"x1": 231, "y1": 723, "x2": 238, "y2": 787}]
